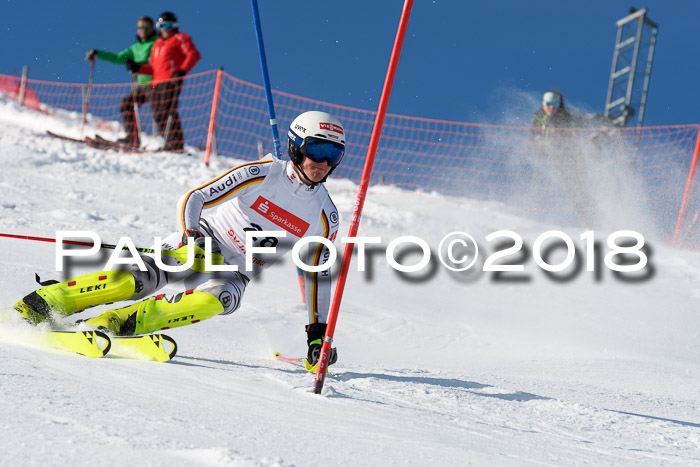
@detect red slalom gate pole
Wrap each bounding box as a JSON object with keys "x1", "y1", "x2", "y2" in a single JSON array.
[
  {"x1": 0, "y1": 233, "x2": 95, "y2": 248},
  {"x1": 0, "y1": 233, "x2": 155, "y2": 254},
  {"x1": 204, "y1": 67, "x2": 224, "y2": 166},
  {"x1": 672, "y1": 126, "x2": 700, "y2": 246},
  {"x1": 313, "y1": 0, "x2": 414, "y2": 394}
]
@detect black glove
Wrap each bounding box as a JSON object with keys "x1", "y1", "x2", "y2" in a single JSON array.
[
  {"x1": 306, "y1": 323, "x2": 337, "y2": 366},
  {"x1": 182, "y1": 228, "x2": 204, "y2": 245},
  {"x1": 172, "y1": 70, "x2": 186, "y2": 79},
  {"x1": 182, "y1": 229, "x2": 221, "y2": 254},
  {"x1": 125, "y1": 59, "x2": 141, "y2": 73},
  {"x1": 85, "y1": 49, "x2": 98, "y2": 61}
]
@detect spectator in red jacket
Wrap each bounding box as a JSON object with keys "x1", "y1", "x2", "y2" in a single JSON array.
[{"x1": 128, "y1": 11, "x2": 200, "y2": 152}]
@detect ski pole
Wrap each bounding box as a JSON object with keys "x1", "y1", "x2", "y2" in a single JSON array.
[
  {"x1": 313, "y1": 0, "x2": 414, "y2": 394},
  {"x1": 130, "y1": 74, "x2": 143, "y2": 147},
  {"x1": 80, "y1": 58, "x2": 95, "y2": 139},
  {"x1": 0, "y1": 233, "x2": 155, "y2": 254},
  {"x1": 163, "y1": 113, "x2": 173, "y2": 146}
]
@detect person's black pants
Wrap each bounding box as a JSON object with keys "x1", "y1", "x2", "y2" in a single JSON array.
[
  {"x1": 149, "y1": 81, "x2": 184, "y2": 151},
  {"x1": 118, "y1": 85, "x2": 150, "y2": 146}
]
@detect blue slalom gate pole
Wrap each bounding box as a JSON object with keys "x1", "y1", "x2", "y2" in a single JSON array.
[
  {"x1": 251, "y1": 0, "x2": 305, "y2": 301},
  {"x1": 251, "y1": 0, "x2": 282, "y2": 158}
]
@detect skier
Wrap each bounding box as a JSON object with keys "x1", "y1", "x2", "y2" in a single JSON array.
[
  {"x1": 85, "y1": 15, "x2": 157, "y2": 148},
  {"x1": 13, "y1": 111, "x2": 344, "y2": 367},
  {"x1": 127, "y1": 11, "x2": 200, "y2": 152},
  {"x1": 530, "y1": 89, "x2": 574, "y2": 135},
  {"x1": 529, "y1": 90, "x2": 600, "y2": 227}
]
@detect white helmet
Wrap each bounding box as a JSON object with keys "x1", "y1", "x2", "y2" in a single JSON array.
[{"x1": 287, "y1": 111, "x2": 346, "y2": 170}]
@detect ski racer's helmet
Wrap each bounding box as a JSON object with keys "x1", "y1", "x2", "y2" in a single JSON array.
[
  {"x1": 287, "y1": 111, "x2": 346, "y2": 175},
  {"x1": 157, "y1": 11, "x2": 179, "y2": 30}
]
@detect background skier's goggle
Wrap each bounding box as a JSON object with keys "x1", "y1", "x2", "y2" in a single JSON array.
[
  {"x1": 137, "y1": 25, "x2": 153, "y2": 30},
  {"x1": 294, "y1": 135, "x2": 345, "y2": 167},
  {"x1": 157, "y1": 21, "x2": 177, "y2": 30},
  {"x1": 545, "y1": 101, "x2": 560, "y2": 107}
]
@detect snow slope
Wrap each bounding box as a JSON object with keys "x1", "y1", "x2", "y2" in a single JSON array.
[{"x1": 1, "y1": 97, "x2": 700, "y2": 466}]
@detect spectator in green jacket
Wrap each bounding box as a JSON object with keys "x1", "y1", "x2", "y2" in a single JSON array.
[{"x1": 85, "y1": 16, "x2": 157, "y2": 148}]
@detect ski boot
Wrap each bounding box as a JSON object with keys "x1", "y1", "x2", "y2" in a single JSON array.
[
  {"x1": 84, "y1": 289, "x2": 224, "y2": 336},
  {"x1": 13, "y1": 270, "x2": 136, "y2": 325}
]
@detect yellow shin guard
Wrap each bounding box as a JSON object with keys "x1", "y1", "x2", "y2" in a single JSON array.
[
  {"x1": 85, "y1": 289, "x2": 224, "y2": 336},
  {"x1": 14, "y1": 270, "x2": 136, "y2": 324}
]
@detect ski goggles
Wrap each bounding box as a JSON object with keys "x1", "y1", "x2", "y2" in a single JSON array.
[
  {"x1": 292, "y1": 134, "x2": 345, "y2": 167},
  {"x1": 157, "y1": 21, "x2": 178, "y2": 30},
  {"x1": 137, "y1": 25, "x2": 153, "y2": 30},
  {"x1": 544, "y1": 101, "x2": 560, "y2": 107}
]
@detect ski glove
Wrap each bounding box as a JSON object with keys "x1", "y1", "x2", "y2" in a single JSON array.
[
  {"x1": 182, "y1": 228, "x2": 204, "y2": 243},
  {"x1": 306, "y1": 323, "x2": 337, "y2": 366},
  {"x1": 125, "y1": 59, "x2": 141, "y2": 74},
  {"x1": 181, "y1": 229, "x2": 221, "y2": 255},
  {"x1": 85, "y1": 49, "x2": 98, "y2": 61},
  {"x1": 172, "y1": 70, "x2": 186, "y2": 79}
]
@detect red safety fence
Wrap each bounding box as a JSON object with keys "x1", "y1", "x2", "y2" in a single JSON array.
[{"x1": 2, "y1": 69, "x2": 700, "y2": 246}]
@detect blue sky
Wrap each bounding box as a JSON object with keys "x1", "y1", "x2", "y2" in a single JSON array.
[{"x1": 1, "y1": 0, "x2": 698, "y2": 126}]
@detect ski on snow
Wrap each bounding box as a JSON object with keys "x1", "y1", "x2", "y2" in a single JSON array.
[
  {"x1": 274, "y1": 352, "x2": 306, "y2": 365},
  {"x1": 47, "y1": 130, "x2": 190, "y2": 155},
  {"x1": 274, "y1": 352, "x2": 320, "y2": 373},
  {"x1": 46, "y1": 130, "x2": 143, "y2": 152},
  {"x1": 44, "y1": 329, "x2": 177, "y2": 362},
  {"x1": 44, "y1": 330, "x2": 111, "y2": 358},
  {"x1": 110, "y1": 333, "x2": 178, "y2": 362},
  {"x1": 85, "y1": 135, "x2": 150, "y2": 153}
]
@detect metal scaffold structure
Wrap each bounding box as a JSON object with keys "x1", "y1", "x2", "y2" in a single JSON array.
[{"x1": 604, "y1": 7, "x2": 658, "y2": 127}]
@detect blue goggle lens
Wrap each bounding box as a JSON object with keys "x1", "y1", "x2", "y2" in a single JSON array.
[
  {"x1": 304, "y1": 138, "x2": 345, "y2": 166},
  {"x1": 545, "y1": 101, "x2": 560, "y2": 107},
  {"x1": 294, "y1": 135, "x2": 345, "y2": 166},
  {"x1": 157, "y1": 21, "x2": 175, "y2": 30}
]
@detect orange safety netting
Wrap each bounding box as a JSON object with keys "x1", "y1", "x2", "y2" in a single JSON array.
[{"x1": 2, "y1": 69, "x2": 700, "y2": 245}]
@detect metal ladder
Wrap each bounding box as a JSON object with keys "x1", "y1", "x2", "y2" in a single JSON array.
[{"x1": 604, "y1": 8, "x2": 658, "y2": 127}]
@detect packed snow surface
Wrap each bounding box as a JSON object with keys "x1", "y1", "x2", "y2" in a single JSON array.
[{"x1": 1, "y1": 97, "x2": 700, "y2": 466}]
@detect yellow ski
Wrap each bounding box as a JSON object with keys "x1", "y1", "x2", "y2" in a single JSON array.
[
  {"x1": 110, "y1": 334, "x2": 177, "y2": 362},
  {"x1": 44, "y1": 330, "x2": 111, "y2": 358}
]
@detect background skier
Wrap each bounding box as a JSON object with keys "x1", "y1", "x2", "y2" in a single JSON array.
[{"x1": 529, "y1": 90, "x2": 601, "y2": 227}]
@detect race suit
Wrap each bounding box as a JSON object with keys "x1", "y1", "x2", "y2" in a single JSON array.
[{"x1": 131, "y1": 155, "x2": 339, "y2": 325}]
